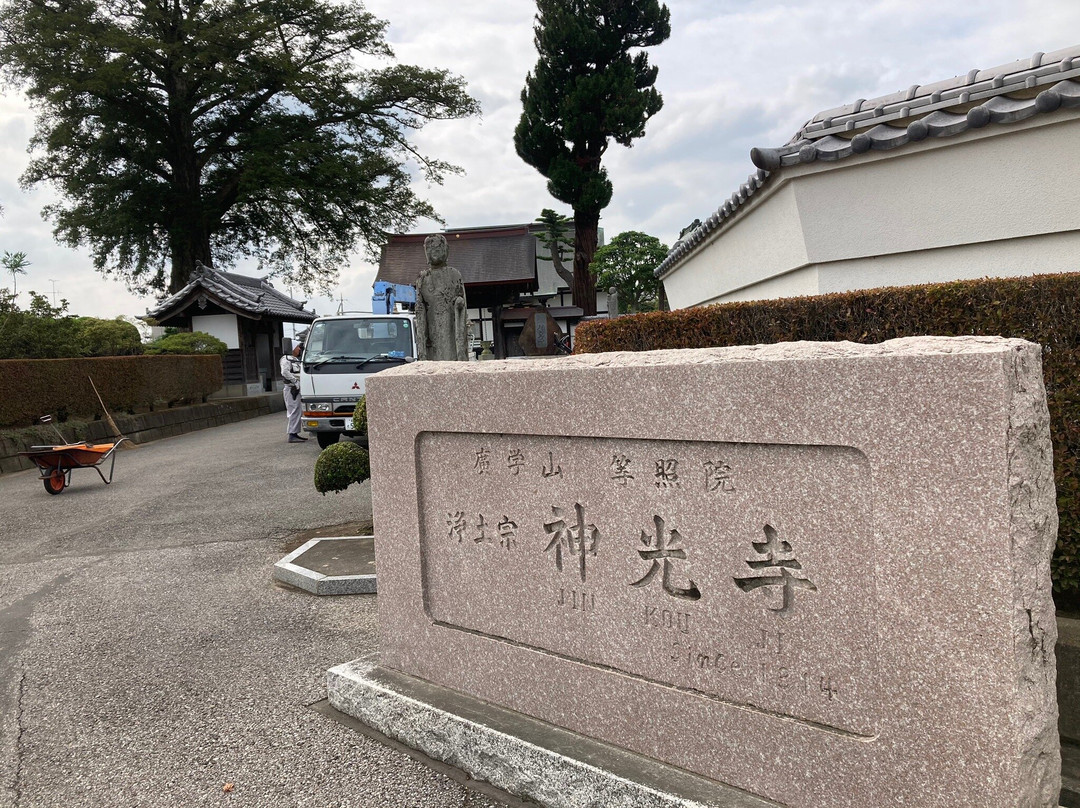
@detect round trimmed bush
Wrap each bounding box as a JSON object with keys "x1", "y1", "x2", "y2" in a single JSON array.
[
  {"x1": 145, "y1": 330, "x2": 228, "y2": 355},
  {"x1": 313, "y1": 441, "x2": 370, "y2": 494}
]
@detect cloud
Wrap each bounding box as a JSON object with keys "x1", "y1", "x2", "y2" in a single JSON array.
[{"x1": 1, "y1": 0, "x2": 1078, "y2": 318}]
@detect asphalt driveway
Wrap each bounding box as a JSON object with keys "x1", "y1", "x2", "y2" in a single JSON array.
[{"x1": 0, "y1": 414, "x2": 506, "y2": 808}]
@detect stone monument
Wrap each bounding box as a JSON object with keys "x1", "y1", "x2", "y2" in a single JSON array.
[
  {"x1": 414, "y1": 233, "x2": 469, "y2": 361},
  {"x1": 330, "y1": 337, "x2": 1061, "y2": 808},
  {"x1": 517, "y1": 307, "x2": 563, "y2": 356}
]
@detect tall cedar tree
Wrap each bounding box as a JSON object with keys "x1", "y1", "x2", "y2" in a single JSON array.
[
  {"x1": 515, "y1": 0, "x2": 669, "y2": 315},
  {"x1": 0, "y1": 0, "x2": 478, "y2": 294}
]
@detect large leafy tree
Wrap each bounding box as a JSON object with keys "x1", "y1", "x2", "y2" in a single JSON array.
[
  {"x1": 514, "y1": 0, "x2": 670, "y2": 316},
  {"x1": 589, "y1": 230, "x2": 667, "y2": 314},
  {"x1": 0, "y1": 0, "x2": 478, "y2": 294}
]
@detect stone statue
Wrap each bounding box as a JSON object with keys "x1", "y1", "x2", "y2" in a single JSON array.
[{"x1": 415, "y1": 234, "x2": 469, "y2": 361}]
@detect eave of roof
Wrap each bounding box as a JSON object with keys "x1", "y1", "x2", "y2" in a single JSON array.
[
  {"x1": 656, "y1": 45, "x2": 1080, "y2": 281},
  {"x1": 146, "y1": 265, "x2": 316, "y2": 322},
  {"x1": 377, "y1": 227, "x2": 539, "y2": 288}
]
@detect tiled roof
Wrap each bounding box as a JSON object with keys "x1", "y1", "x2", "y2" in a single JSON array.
[
  {"x1": 656, "y1": 45, "x2": 1080, "y2": 280},
  {"x1": 377, "y1": 226, "x2": 538, "y2": 287},
  {"x1": 146, "y1": 264, "x2": 316, "y2": 322}
]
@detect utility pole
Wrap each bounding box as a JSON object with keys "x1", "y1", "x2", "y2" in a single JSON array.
[
  {"x1": 336, "y1": 294, "x2": 346, "y2": 315},
  {"x1": 48, "y1": 279, "x2": 58, "y2": 307}
]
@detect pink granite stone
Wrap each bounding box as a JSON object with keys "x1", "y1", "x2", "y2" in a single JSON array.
[{"x1": 362, "y1": 337, "x2": 1060, "y2": 808}]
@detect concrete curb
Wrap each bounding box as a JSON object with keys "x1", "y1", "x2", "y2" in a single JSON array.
[
  {"x1": 273, "y1": 536, "x2": 377, "y2": 596},
  {"x1": 327, "y1": 655, "x2": 779, "y2": 808}
]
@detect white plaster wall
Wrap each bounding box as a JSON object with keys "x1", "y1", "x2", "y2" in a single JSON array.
[
  {"x1": 795, "y1": 116, "x2": 1080, "y2": 264},
  {"x1": 661, "y1": 112, "x2": 1080, "y2": 308},
  {"x1": 705, "y1": 266, "x2": 819, "y2": 305},
  {"x1": 663, "y1": 183, "x2": 807, "y2": 310},
  {"x1": 534, "y1": 230, "x2": 609, "y2": 313},
  {"x1": 815, "y1": 230, "x2": 1080, "y2": 295},
  {"x1": 191, "y1": 314, "x2": 240, "y2": 349}
]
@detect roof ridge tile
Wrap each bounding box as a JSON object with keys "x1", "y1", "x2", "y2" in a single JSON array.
[{"x1": 655, "y1": 47, "x2": 1080, "y2": 281}]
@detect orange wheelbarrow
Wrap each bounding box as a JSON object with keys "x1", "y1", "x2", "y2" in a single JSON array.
[{"x1": 19, "y1": 438, "x2": 128, "y2": 495}]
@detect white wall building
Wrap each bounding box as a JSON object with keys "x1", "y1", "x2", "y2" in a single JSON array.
[{"x1": 657, "y1": 45, "x2": 1080, "y2": 309}]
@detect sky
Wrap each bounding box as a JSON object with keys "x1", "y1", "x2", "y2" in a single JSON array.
[{"x1": 0, "y1": 0, "x2": 1078, "y2": 322}]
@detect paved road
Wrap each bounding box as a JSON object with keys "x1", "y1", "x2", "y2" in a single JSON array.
[{"x1": 0, "y1": 415, "x2": 506, "y2": 808}]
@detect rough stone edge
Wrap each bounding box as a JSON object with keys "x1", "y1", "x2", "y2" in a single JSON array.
[
  {"x1": 314, "y1": 574, "x2": 376, "y2": 595},
  {"x1": 372, "y1": 336, "x2": 1034, "y2": 381},
  {"x1": 272, "y1": 536, "x2": 376, "y2": 596},
  {"x1": 327, "y1": 655, "x2": 775, "y2": 808},
  {"x1": 1006, "y1": 342, "x2": 1062, "y2": 806}
]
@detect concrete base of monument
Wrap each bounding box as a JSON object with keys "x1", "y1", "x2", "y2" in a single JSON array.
[
  {"x1": 327, "y1": 654, "x2": 780, "y2": 808},
  {"x1": 1062, "y1": 742, "x2": 1080, "y2": 808},
  {"x1": 273, "y1": 536, "x2": 376, "y2": 595}
]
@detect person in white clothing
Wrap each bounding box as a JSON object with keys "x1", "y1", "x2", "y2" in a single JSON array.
[{"x1": 280, "y1": 343, "x2": 307, "y2": 443}]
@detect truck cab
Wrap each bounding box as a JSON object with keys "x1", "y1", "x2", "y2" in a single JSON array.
[{"x1": 299, "y1": 313, "x2": 416, "y2": 448}]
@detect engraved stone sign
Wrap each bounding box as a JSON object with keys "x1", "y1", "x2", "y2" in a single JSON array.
[
  {"x1": 419, "y1": 434, "x2": 874, "y2": 738},
  {"x1": 331, "y1": 338, "x2": 1061, "y2": 808}
]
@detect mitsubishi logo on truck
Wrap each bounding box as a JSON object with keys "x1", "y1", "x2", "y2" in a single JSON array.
[{"x1": 352, "y1": 382, "x2": 362, "y2": 389}]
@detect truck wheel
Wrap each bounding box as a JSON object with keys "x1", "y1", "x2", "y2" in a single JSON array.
[{"x1": 316, "y1": 432, "x2": 339, "y2": 449}]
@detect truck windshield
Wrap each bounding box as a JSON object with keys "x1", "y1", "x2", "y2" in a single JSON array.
[{"x1": 304, "y1": 318, "x2": 414, "y2": 363}]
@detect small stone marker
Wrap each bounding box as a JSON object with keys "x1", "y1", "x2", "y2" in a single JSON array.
[
  {"x1": 518, "y1": 308, "x2": 563, "y2": 356},
  {"x1": 330, "y1": 337, "x2": 1061, "y2": 808}
]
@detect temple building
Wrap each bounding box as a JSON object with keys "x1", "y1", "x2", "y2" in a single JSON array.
[{"x1": 146, "y1": 264, "x2": 315, "y2": 397}]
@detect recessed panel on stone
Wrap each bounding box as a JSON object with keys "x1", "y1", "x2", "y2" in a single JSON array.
[
  {"x1": 341, "y1": 337, "x2": 1060, "y2": 808},
  {"x1": 417, "y1": 433, "x2": 876, "y2": 738}
]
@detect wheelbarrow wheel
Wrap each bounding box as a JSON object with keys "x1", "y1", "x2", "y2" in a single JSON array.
[{"x1": 44, "y1": 471, "x2": 66, "y2": 495}]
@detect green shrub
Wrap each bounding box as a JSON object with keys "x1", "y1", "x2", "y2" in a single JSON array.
[
  {"x1": 76, "y1": 317, "x2": 143, "y2": 356},
  {"x1": 146, "y1": 331, "x2": 228, "y2": 355},
  {"x1": 351, "y1": 395, "x2": 367, "y2": 433},
  {"x1": 0, "y1": 292, "x2": 81, "y2": 359},
  {"x1": 575, "y1": 271, "x2": 1080, "y2": 608},
  {"x1": 314, "y1": 441, "x2": 371, "y2": 494}
]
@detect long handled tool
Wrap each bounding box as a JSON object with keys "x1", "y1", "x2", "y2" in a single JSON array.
[
  {"x1": 38, "y1": 414, "x2": 70, "y2": 444},
  {"x1": 87, "y1": 375, "x2": 136, "y2": 447}
]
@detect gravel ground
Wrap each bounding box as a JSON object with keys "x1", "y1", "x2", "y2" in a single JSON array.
[{"x1": 0, "y1": 414, "x2": 509, "y2": 808}]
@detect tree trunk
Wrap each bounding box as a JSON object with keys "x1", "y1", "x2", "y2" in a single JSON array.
[
  {"x1": 167, "y1": 148, "x2": 213, "y2": 292},
  {"x1": 550, "y1": 249, "x2": 575, "y2": 290},
  {"x1": 573, "y1": 209, "x2": 600, "y2": 316},
  {"x1": 164, "y1": 47, "x2": 213, "y2": 294},
  {"x1": 169, "y1": 227, "x2": 212, "y2": 293}
]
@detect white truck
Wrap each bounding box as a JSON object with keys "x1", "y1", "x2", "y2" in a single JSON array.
[{"x1": 298, "y1": 313, "x2": 417, "y2": 448}]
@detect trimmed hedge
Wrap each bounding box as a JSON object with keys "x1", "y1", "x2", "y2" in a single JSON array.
[
  {"x1": 574, "y1": 271, "x2": 1080, "y2": 605},
  {"x1": 2, "y1": 355, "x2": 223, "y2": 427}
]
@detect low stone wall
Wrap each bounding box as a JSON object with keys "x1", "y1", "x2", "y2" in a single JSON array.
[{"x1": 0, "y1": 393, "x2": 284, "y2": 474}]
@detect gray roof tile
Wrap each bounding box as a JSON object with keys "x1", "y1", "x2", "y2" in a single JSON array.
[
  {"x1": 656, "y1": 45, "x2": 1080, "y2": 280},
  {"x1": 146, "y1": 264, "x2": 316, "y2": 322}
]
